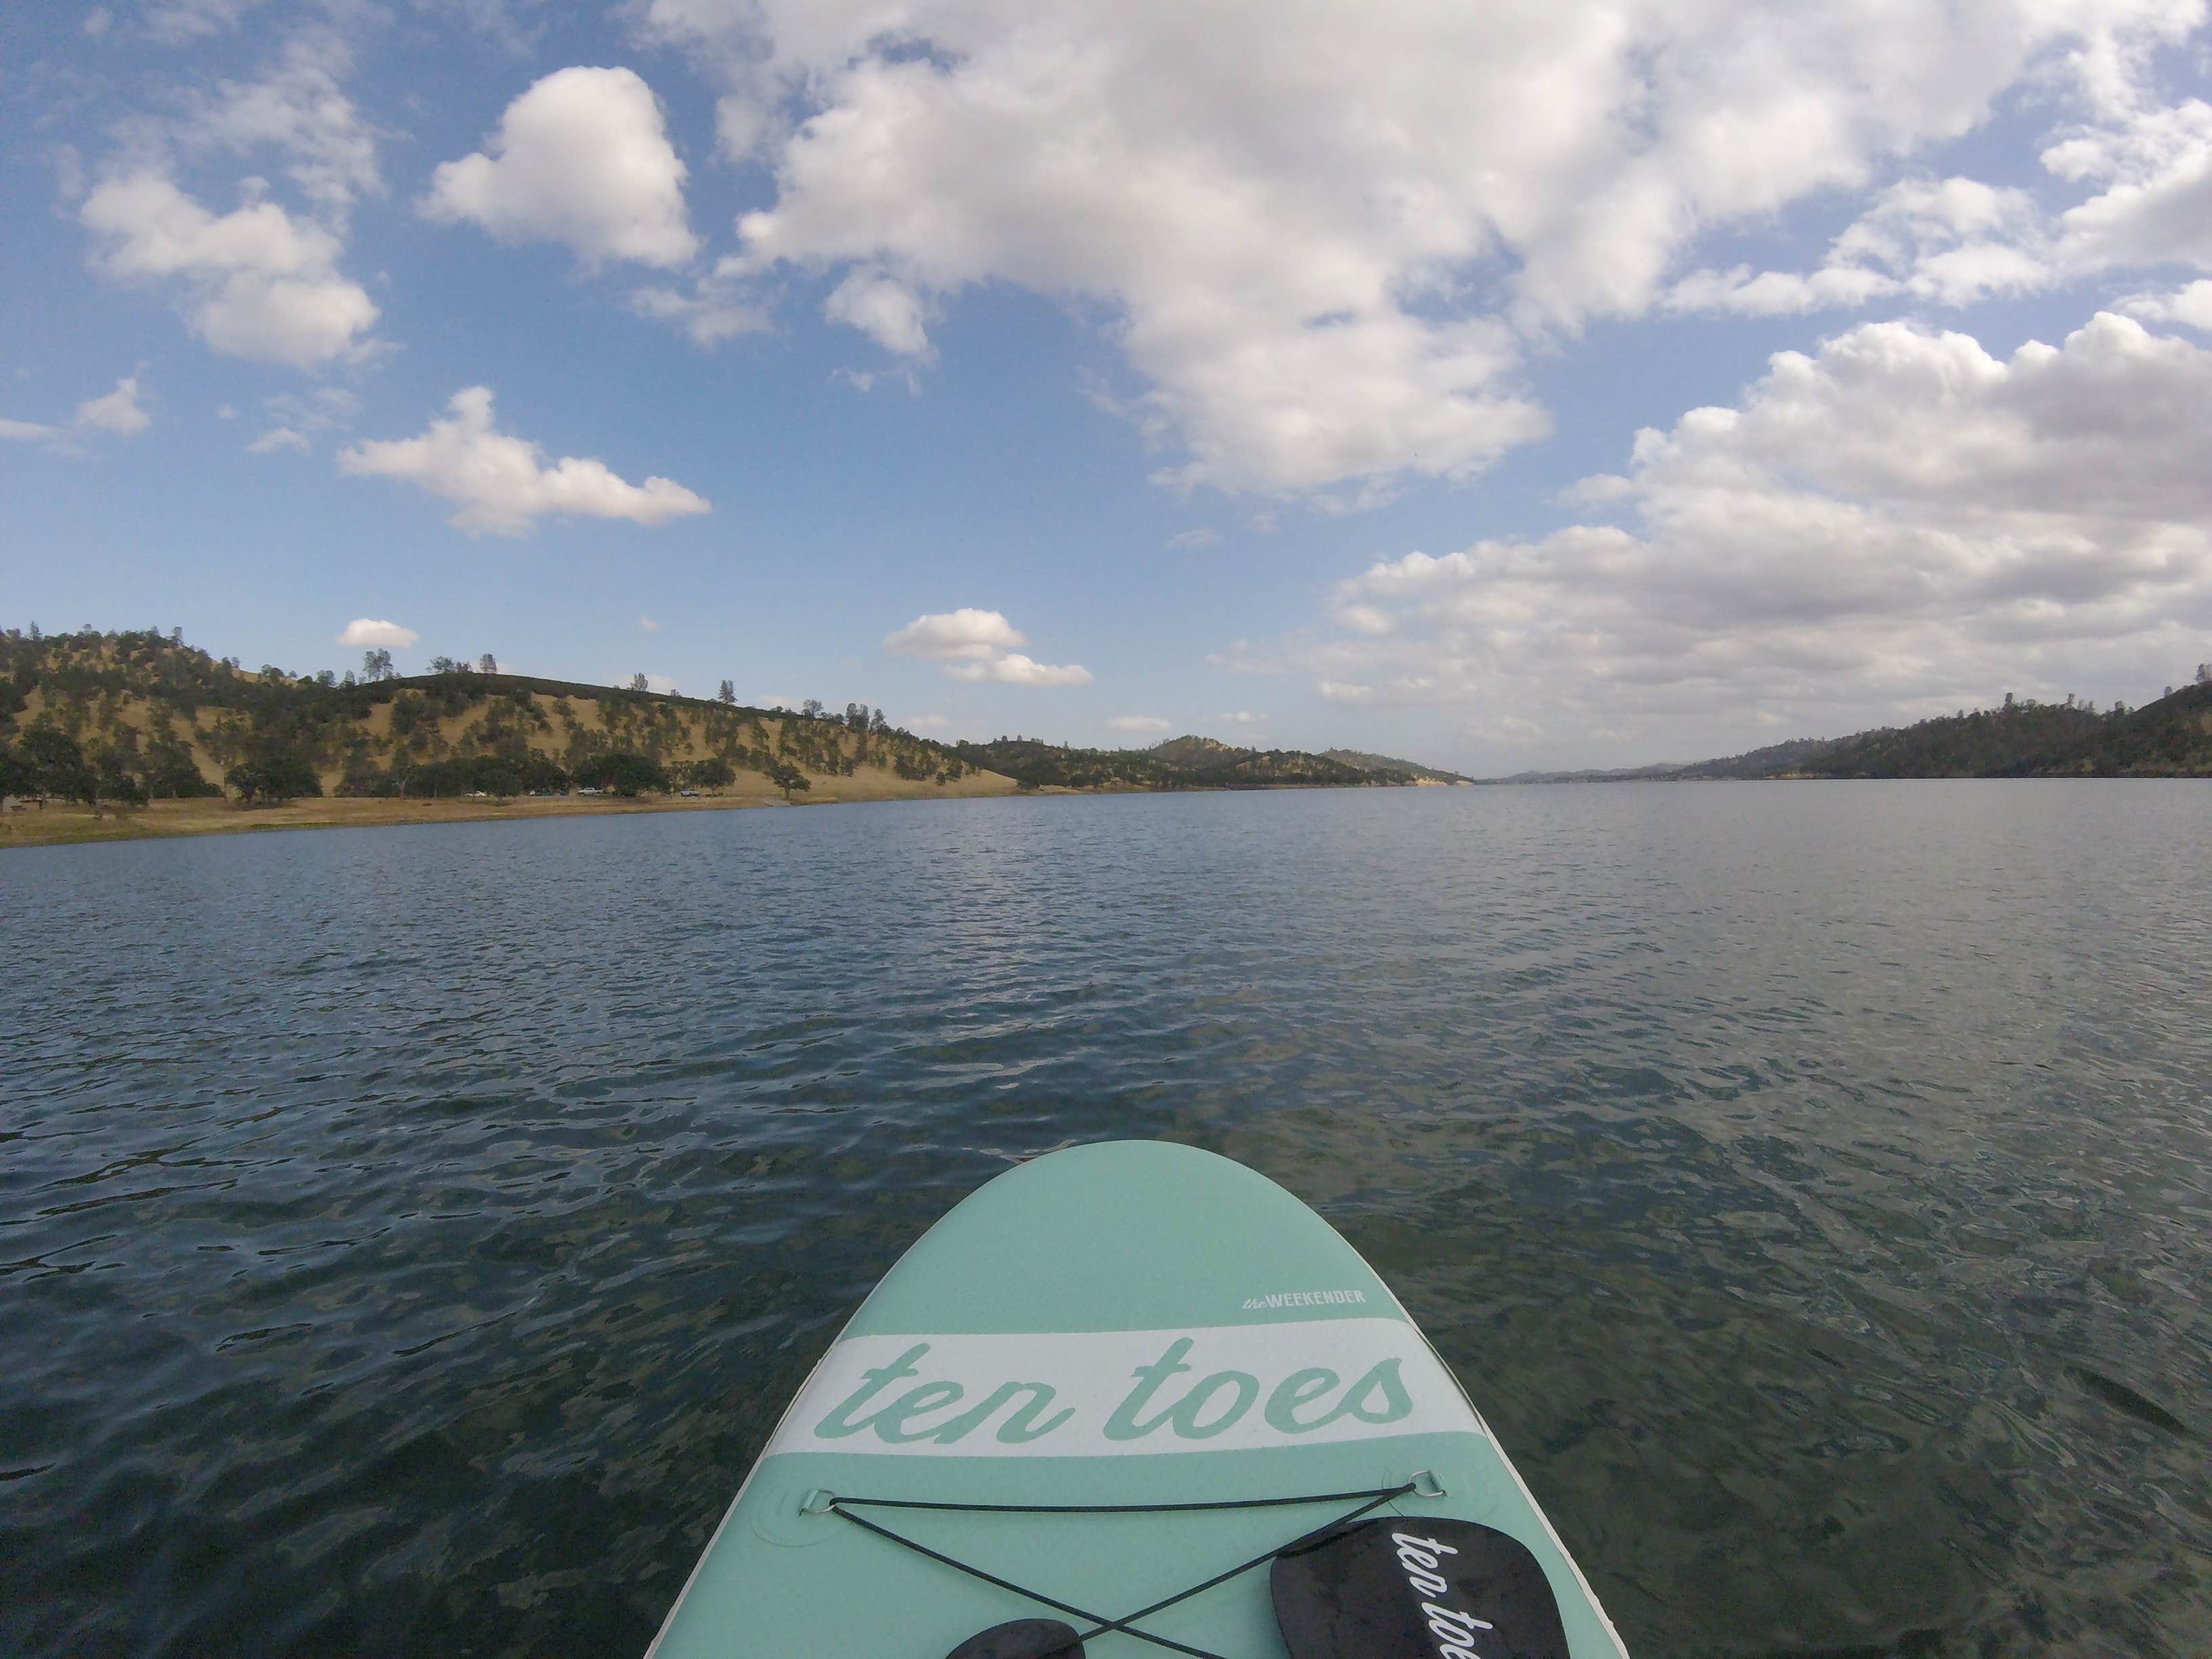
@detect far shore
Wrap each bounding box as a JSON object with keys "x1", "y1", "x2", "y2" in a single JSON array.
[{"x1": 0, "y1": 772, "x2": 1022, "y2": 852}]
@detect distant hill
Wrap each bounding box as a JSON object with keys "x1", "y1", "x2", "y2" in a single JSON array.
[
  {"x1": 1147, "y1": 735, "x2": 1252, "y2": 769},
  {"x1": 1664, "y1": 737, "x2": 1847, "y2": 780},
  {"x1": 952, "y1": 733, "x2": 1451, "y2": 791},
  {"x1": 1319, "y1": 747, "x2": 1471, "y2": 784},
  {"x1": 0, "y1": 626, "x2": 990, "y2": 806},
  {"x1": 1483, "y1": 681, "x2": 2212, "y2": 783},
  {"x1": 1479, "y1": 762, "x2": 1685, "y2": 785},
  {"x1": 1742, "y1": 684, "x2": 2212, "y2": 778}
]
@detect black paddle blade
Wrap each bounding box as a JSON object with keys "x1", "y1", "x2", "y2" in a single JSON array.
[
  {"x1": 1272, "y1": 1517, "x2": 1569, "y2": 1659},
  {"x1": 943, "y1": 1618, "x2": 1085, "y2": 1659}
]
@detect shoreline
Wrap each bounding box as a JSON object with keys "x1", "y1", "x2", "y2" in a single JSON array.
[
  {"x1": 0, "y1": 774, "x2": 1022, "y2": 852},
  {"x1": 0, "y1": 775, "x2": 1463, "y2": 852}
]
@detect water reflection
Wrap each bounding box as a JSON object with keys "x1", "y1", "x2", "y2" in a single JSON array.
[{"x1": 2, "y1": 783, "x2": 2207, "y2": 1656}]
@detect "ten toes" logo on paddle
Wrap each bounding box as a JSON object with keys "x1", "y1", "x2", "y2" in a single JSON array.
[{"x1": 1391, "y1": 1532, "x2": 1496, "y2": 1659}]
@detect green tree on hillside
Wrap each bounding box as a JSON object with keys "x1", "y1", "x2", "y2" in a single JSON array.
[
  {"x1": 226, "y1": 753, "x2": 321, "y2": 805},
  {"x1": 90, "y1": 745, "x2": 149, "y2": 806},
  {"x1": 574, "y1": 750, "x2": 668, "y2": 796},
  {"x1": 17, "y1": 724, "x2": 94, "y2": 802},
  {"x1": 765, "y1": 759, "x2": 811, "y2": 800},
  {"x1": 678, "y1": 756, "x2": 736, "y2": 790},
  {"x1": 717, "y1": 679, "x2": 736, "y2": 705}
]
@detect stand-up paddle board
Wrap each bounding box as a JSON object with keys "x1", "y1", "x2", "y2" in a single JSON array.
[{"x1": 647, "y1": 1141, "x2": 1629, "y2": 1658}]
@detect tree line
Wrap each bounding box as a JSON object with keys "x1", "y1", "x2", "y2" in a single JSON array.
[{"x1": 950, "y1": 735, "x2": 1408, "y2": 791}]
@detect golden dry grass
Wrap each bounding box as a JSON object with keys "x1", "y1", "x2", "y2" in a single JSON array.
[{"x1": 7, "y1": 668, "x2": 1027, "y2": 852}]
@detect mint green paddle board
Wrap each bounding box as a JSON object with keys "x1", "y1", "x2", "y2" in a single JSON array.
[{"x1": 647, "y1": 1141, "x2": 1629, "y2": 1658}]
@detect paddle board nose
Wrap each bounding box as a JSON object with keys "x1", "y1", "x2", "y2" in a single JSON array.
[{"x1": 646, "y1": 1140, "x2": 1629, "y2": 1659}]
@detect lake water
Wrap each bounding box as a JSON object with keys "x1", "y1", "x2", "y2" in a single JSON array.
[{"x1": 3, "y1": 783, "x2": 2208, "y2": 1658}]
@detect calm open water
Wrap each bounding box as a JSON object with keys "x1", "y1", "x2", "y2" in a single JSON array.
[{"x1": 3, "y1": 784, "x2": 2208, "y2": 1658}]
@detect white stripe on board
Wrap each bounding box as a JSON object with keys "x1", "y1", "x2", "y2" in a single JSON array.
[{"x1": 763, "y1": 1318, "x2": 1478, "y2": 1458}]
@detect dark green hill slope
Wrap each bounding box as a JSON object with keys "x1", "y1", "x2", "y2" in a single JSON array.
[
  {"x1": 1668, "y1": 737, "x2": 1847, "y2": 780},
  {"x1": 1320, "y1": 747, "x2": 1470, "y2": 783},
  {"x1": 1658, "y1": 682, "x2": 2212, "y2": 781},
  {"x1": 1776, "y1": 684, "x2": 2212, "y2": 777},
  {"x1": 1483, "y1": 677, "x2": 2212, "y2": 783},
  {"x1": 952, "y1": 733, "x2": 1428, "y2": 790}
]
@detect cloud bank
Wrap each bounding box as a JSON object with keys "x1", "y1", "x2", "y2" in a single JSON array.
[
  {"x1": 1253, "y1": 310, "x2": 2212, "y2": 752},
  {"x1": 642, "y1": 0, "x2": 2205, "y2": 499}
]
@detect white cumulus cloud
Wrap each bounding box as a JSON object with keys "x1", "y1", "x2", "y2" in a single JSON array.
[
  {"x1": 944, "y1": 652, "x2": 1094, "y2": 687},
  {"x1": 2051, "y1": 98, "x2": 2212, "y2": 272},
  {"x1": 825, "y1": 271, "x2": 933, "y2": 358},
  {"x1": 187, "y1": 37, "x2": 382, "y2": 217},
  {"x1": 2121, "y1": 279, "x2": 2212, "y2": 328},
  {"x1": 80, "y1": 171, "x2": 378, "y2": 365},
  {"x1": 337, "y1": 387, "x2": 712, "y2": 535},
  {"x1": 337, "y1": 618, "x2": 419, "y2": 649},
  {"x1": 423, "y1": 67, "x2": 698, "y2": 268},
  {"x1": 630, "y1": 271, "x2": 770, "y2": 344},
  {"x1": 1105, "y1": 714, "x2": 1171, "y2": 733},
  {"x1": 1669, "y1": 176, "x2": 2055, "y2": 316},
  {"x1": 885, "y1": 608, "x2": 1090, "y2": 684},
  {"x1": 1669, "y1": 87, "x2": 2212, "y2": 321},
  {"x1": 73, "y1": 375, "x2": 151, "y2": 436},
  {"x1": 2, "y1": 375, "x2": 153, "y2": 445},
  {"x1": 884, "y1": 608, "x2": 1027, "y2": 661}
]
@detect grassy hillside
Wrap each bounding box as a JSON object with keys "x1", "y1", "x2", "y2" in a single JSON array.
[
  {"x1": 0, "y1": 627, "x2": 994, "y2": 808},
  {"x1": 952, "y1": 733, "x2": 1438, "y2": 790}
]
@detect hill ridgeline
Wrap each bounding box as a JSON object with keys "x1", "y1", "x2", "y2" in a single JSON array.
[{"x1": 0, "y1": 628, "x2": 1462, "y2": 820}]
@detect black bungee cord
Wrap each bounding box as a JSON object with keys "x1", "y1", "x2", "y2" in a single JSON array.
[{"x1": 820, "y1": 1479, "x2": 1420, "y2": 1659}]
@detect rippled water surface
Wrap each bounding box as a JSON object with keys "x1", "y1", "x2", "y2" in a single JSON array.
[{"x1": 5, "y1": 784, "x2": 2209, "y2": 1658}]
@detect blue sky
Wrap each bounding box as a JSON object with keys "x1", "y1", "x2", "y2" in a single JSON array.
[{"x1": 5, "y1": 0, "x2": 2211, "y2": 771}]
